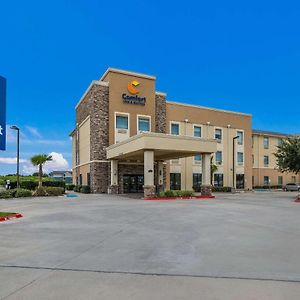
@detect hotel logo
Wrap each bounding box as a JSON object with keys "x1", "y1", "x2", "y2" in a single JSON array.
[
  {"x1": 127, "y1": 80, "x2": 140, "y2": 95},
  {"x1": 122, "y1": 79, "x2": 146, "y2": 106}
]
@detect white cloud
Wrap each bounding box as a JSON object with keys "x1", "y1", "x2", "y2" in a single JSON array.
[
  {"x1": 25, "y1": 126, "x2": 42, "y2": 139},
  {"x1": 22, "y1": 152, "x2": 70, "y2": 175},
  {"x1": 0, "y1": 157, "x2": 27, "y2": 164}
]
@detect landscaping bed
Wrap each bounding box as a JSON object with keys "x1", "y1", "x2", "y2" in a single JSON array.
[
  {"x1": 0, "y1": 212, "x2": 23, "y2": 222},
  {"x1": 145, "y1": 190, "x2": 215, "y2": 200}
]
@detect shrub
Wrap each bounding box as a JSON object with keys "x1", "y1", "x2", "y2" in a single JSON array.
[
  {"x1": 179, "y1": 190, "x2": 194, "y2": 197},
  {"x1": 66, "y1": 184, "x2": 75, "y2": 191},
  {"x1": 7, "y1": 180, "x2": 66, "y2": 190},
  {"x1": 164, "y1": 190, "x2": 175, "y2": 197},
  {"x1": 14, "y1": 189, "x2": 32, "y2": 198},
  {"x1": 80, "y1": 185, "x2": 91, "y2": 193},
  {"x1": 212, "y1": 186, "x2": 232, "y2": 192},
  {"x1": 73, "y1": 185, "x2": 82, "y2": 192},
  {"x1": 0, "y1": 190, "x2": 14, "y2": 199},
  {"x1": 45, "y1": 187, "x2": 65, "y2": 196}
]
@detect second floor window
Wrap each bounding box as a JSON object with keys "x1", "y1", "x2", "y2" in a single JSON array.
[
  {"x1": 171, "y1": 123, "x2": 179, "y2": 135},
  {"x1": 263, "y1": 137, "x2": 269, "y2": 149},
  {"x1": 237, "y1": 152, "x2": 244, "y2": 165},
  {"x1": 215, "y1": 128, "x2": 222, "y2": 141},
  {"x1": 116, "y1": 115, "x2": 128, "y2": 129},
  {"x1": 194, "y1": 126, "x2": 202, "y2": 137},
  {"x1": 138, "y1": 117, "x2": 150, "y2": 132},
  {"x1": 194, "y1": 154, "x2": 202, "y2": 163},
  {"x1": 264, "y1": 155, "x2": 269, "y2": 167},
  {"x1": 215, "y1": 151, "x2": 222, "y2": 164}
]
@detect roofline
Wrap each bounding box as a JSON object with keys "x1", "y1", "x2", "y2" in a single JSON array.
[
  {"x1": 75, "y1": 80, "x2": 108, "y2": 109},
  {"x1": 252, "y1": 129, "x2": 291, "y2": 137},
  {"x1": 167, "y1": 101, "x2": 252, "y2": 117},
  {"x1": 100, "y1": 68, "x2": 156, "y2": 81}
]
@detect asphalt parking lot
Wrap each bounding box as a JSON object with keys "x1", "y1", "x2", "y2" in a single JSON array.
[{"x1": 0, "y1": 191, "x2": 300, "y2": 299}]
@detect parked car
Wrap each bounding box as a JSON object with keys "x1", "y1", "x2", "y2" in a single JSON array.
[{"x1": 283, "y1": 183, "x2": 300, "y2": 191}]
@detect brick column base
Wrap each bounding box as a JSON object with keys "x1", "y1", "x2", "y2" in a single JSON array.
[
  {"x1": 144, "y1": 185, "x2": 156, "y2": 198},
  {"x1": 201, "y1": 185, "x2": 212, "y2": 196},
  {"x1": 109, "y1": 185, "x2": 119, "y2": 194}
]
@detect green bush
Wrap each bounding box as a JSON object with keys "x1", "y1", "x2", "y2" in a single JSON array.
[
  {"x1": 45, "y1": 187, "x2": 65, "y2": 196},
  {"x1": 0, "y1": 190, "x2": 14, "y2": 199},
  {"x1": 212, "y1": 186, "x2": 232, "y2": 192},
  {"x1": 66, "y1": 184, "x2": 75, "y2": 191},
  {"x1": 73, "y1": 185, "x2": 82, "y2": 192},
  {"x1": 14, "y1": 189, "x2": 32, "y2": 198},
  {"x1": 5, "y1": 180, "x2": 66, "y2": 190},
  {"x1": 159, "y1": 190, "x2": 194, "y2": 197},
  {"x1": 80, "y1": 185, "x2": 91, "y2": 193}
]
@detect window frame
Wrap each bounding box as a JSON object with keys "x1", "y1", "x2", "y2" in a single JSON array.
[
  {"x1": 115, "y1": 112, "x2": 130, "y2": 130},
  {"x1": 215, "y1": 151, "x2": 222, "y2": 165},
  {"x1": 137, "y1": 114, "x2": 151, "y2": 133},
  {"x1": 237, "y1": 130, "x2": 244, "y2": 145},
  {"x1": 237, "y1": 152, "x2": 244, "y2": 166},
  {"x1": 263, "y1": 136, "x2": 269, "y2": 149},
  {"x1": 214, "y1": 127, "x2": 222, "y2": 141},
  {"x1": 170, "y1": 121, "x2": 180, "y2": 136},
  {"x1": 193, "y1": 124, "x2": 202, "y2": 138},
  {"x1": 264, "y1": 155, "x2": 269, "y2": 167}
]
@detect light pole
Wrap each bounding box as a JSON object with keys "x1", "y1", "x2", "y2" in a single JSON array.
[
  {"x1": 10, "y1": 125, "x2": 20, "y2": 189},
  {"x1": 232, "y1": 135, "x2": 239, "y2": 192}
]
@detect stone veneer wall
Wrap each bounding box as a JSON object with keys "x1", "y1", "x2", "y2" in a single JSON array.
[
  {"x1": 155, "y1": 93, "x2": 167, "y2": 134},
  {"x1": 76, "y1": 82, "x2": 110, "y2": 193}
]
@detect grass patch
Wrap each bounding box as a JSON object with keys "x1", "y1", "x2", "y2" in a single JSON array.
[{"x1": 0, "y1": 212, "x2": 16, "y2": 217}]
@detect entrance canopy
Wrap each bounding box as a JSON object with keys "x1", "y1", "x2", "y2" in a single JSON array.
[{"x1": 106, "y1": 132, "x2": 217, "y2": 161}]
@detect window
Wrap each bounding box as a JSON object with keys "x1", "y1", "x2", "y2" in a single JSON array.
[
  {"x1": 194, "y1": 155, "x2": 202, "y2": 164},
  {"x1": 237, "y1": 131, "x2": 244, "y2": 145},
  {"x1": 215, "y1": 151, "x2": 222, "y2": 165},
  {"x1": 87, "y1": 173, "x2": 91, "y2": 186},
  {"x1": 171, "y1": 123, "x2": 179, "y2": 135},
  {"x1": 193, "y1": 126, "x2": 202, "y2": 137},
  {"x1": 193, "y1": 173, "x2": 202, "y2": 191},
  {"x1": 237, "y1": 152, "x2": 244, "y2": 165},
  {"x1": 291, "y1": 176, "x2": 296, "y2": 183},
  {"x1": 138, "y1": 116, "x2": 150, "y2": 132},
  {"x1": 171, "y1": 159, "x2": 179, "y2": 164},
  {"x1": 252, "y1": 155, "x2": 254, "y2": 166},
  {"x1": 264, "y1": 176, "x2": 269, "y2": 185},
  {"x1": 214, "y1": 174, "x2": 224, "y2": 187},
  {"x1": 278, "y1": 176, "x2": 283, "y2": 186},
  {"x1": 116, "y1": 115, "x2": 128, "y2": 129},
  {"x1": 263, "y1": 137, "x2": 269, "y2": 149},
  {"x1": 215, "y1": 128, "x2": 222, "y2": 141},
  {"x1": 79, "y1": 174, "x2": 82, "y2": 185},
  {"x1": 264, "y1": 155, "x2": 269, "y2": 167},
  {"x1": 170, "y1": 173, "x2": 181, "y2": 190}
]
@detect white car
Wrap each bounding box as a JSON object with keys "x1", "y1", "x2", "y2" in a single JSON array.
[{"x1": 283, "y1": 183, "x2": 300, "y2": 191}]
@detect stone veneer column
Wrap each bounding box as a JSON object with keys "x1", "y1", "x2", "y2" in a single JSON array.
[
  {"x1": 155, "y1": 92, "x2": 167, "y2": 134},
  {"x1": 76, "y1": 81, "x2": 109, "y2": 193},
  {"x1": 144, "y1": 151, "x2": 155, "y2": 198},
  {"x1": 109, "y1": 160, "x2": 118, "y2": 194},
  {"x1": 201, "y1": 153, "x2": 212, "y2": 196}
]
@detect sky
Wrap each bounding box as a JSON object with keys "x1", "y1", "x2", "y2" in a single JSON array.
[{"x1": 0, "y1": 0, "x2": 300, "y2": 175}]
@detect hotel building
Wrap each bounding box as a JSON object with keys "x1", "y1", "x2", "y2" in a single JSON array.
[{"x1": 70, "y1": 68, "x2": 299, "y2": 197}]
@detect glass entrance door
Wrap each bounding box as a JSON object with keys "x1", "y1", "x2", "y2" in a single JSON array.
[{"x1": 123, "y1": 175, "x2": 144, "y2": 193}]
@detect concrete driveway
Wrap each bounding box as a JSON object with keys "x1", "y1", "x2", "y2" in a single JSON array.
[{"x1": 0, "y1": 191, "x2": 300, "y2": 299}]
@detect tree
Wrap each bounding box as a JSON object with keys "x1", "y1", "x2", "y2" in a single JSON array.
[
  {"x1": 210, "y1": 156, "x2": 218, "y2": 185},
  {"x1": 274, "y1": 137, "x2": 300, "y2": 174},
  {"x1": 30, "y1": 154, "x2": 53, "y2": 188}
]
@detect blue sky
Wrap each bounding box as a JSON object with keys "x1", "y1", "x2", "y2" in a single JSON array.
[{"x1": 0, "y1": 0, "x2": 300, "y2": 175}]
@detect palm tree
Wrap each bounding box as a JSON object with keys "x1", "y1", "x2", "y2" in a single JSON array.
[{"x1": 30, "y1": 154, "x2": 53, "y2": 188}]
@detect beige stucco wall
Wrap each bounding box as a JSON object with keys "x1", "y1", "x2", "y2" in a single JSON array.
[
  {"x1": 166, "y1": 103, "x2": 252, "y2": 190},
  {"x1": 103, "y1": 70, "x2": 156, "y2": 145},
  {"x1": 79, "y1": 117, "x2": 90, "y2": 165},
  {"x1": 252, "y1": 133, "x2": 300, "y2": 186}
]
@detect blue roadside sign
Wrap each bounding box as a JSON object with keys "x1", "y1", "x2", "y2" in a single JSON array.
[{"x1": 0, "y1": 76, "x2": 6, "y2": 150}]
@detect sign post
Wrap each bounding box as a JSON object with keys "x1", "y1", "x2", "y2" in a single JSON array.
[{"x1": 0, "y1": 76, "x2": 6, "y2": 151}]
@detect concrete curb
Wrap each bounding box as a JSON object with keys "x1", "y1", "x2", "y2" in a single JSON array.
[{"x1": 144, "y1": 195, "x2": 215, "y2": 201}]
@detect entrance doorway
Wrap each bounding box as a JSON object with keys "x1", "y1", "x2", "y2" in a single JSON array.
[
  {"x1": 123, "y1": 175, "x2": 144, "y2": 193},
  {"x1": 236, "y1": 174, "x2": 245, "y2": 189}
]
